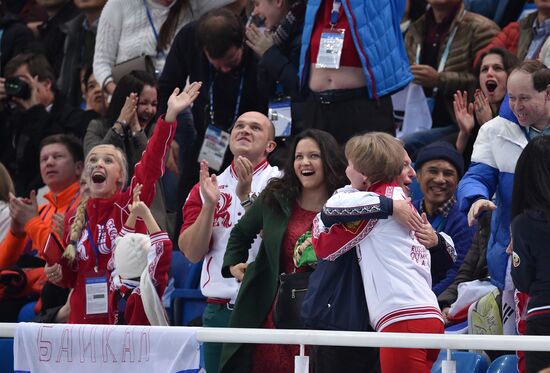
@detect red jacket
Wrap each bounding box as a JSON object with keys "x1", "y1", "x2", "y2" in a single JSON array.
[
  {"x1": 474, "y1": 11, "x2": 537, "y2": 67},
  {"x1": 108, "y1": 229, "x2": 172, "y2": 325},
  {"x1": 45, "y1": 116, "x2": 176, "y2": 324}
]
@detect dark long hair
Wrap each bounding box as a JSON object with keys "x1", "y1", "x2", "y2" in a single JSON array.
[
  {"x1": 263, "y1": 129, "x2": 347, "y2": 210},
  {"x1": 512, "y1": 136, "x2": 550, "y2": 221},
  {"x1": 106, "y1": 70, "x2": 157, "y2": 125},
  {"x1": 157, "y1": 0, "x2": 191, "y2": 52},
  {"x1": 475, "y1": 47, "x2": 520, "y2": 80}
]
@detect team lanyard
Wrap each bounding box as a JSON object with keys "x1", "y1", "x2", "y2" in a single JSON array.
[
  {"x1": 415, "y1": 10, "x2": 466, "y2": 97},
  {"x1": 209, "y1": 67, "x2": 244, "y2": 128},
  {"x1": 143, "y1": 0, "x2": 159, "y2": 42},
  {"x1": 86, "y1": 215, "x2": 105, "y2": 272},
  {"x1": 330, "y1": 0, "x2": 342, "y2": 27}
]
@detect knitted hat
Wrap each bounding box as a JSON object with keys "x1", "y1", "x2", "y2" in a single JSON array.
[
  {"x1": 114, "y1": 233, "x2": 168, "y2": 326},
  {"x1": 415, "y1": 141, "x2": 464, "y2": 177},
  {"x1": 114, "y1": 233, "x2": 151, "y2": 279}
]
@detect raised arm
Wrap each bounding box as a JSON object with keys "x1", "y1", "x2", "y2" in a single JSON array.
[
  {"x1": 128, "y1": 83, "x2": 202, "y2": 205},
  {"x1": 126, "y1": 184, "x2": 161, "y2": 235},
  {"x1": 178, "y1": 160, "x2": 219, "y2": 263}
]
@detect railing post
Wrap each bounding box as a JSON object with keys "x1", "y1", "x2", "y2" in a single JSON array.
[
  {"x1": 294, "y1": 344, "x2": 309, "y2": 373},
  {"x1": 441, "y1": 348, "x2": 456, "y2": 373}
]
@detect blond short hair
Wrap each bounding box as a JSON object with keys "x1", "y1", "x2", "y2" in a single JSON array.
[{"x1": 345, "y1": 132, "x2": 404, "y2": 184}]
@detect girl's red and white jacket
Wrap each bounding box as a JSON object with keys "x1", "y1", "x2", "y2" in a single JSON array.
[
  {"x1": 313, "y1": 183, "x2": 443, "y2": 332},
  {"x1": 44, "y1": 116, "x2": 176, "y2": 324},
  {"x1": 108, "y1": 227, "x2": 172, "y2": 325}
]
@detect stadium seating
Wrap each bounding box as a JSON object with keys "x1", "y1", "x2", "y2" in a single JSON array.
[
  {"x1": 486, "y1": 354, "x2": 519, "y2": 373},
  {"x1": 431, "y1": 351, "x2": 489, "y2": 373},
  {"x1": 170, "y1": 250, "x2": 206, "y2": 326}
]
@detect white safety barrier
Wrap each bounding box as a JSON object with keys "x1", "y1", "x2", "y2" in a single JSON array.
[{"x1": 3, "y1": 324, "x2": 550, "y2": 373}]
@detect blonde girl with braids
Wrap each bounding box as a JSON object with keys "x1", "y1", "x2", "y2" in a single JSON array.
[{"x1": 44, "y1": 82, "x2": 202, "y2": 324}]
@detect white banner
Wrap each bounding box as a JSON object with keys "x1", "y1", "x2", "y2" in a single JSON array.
[{"x1": 14, "y1": 323, "x2": 201, "y2": 373}]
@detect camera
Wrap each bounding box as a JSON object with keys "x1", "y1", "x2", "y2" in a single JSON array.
[{"x1": 5, "y1": 77, "x2": 31, "y2": 100}]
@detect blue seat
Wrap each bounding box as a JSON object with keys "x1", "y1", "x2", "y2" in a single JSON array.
[
  {"x1": 486, "y1": 354, "x2": 519, "y2": 373},
  {"x1": 170, "y1": 250, "x2": 206, "y2": 326},
  {"x1": 431, "y1": 351, "x2": 489, "y2": 373},
  {"x1": 0, "y1": 338, "x2": 14, "y2": 373}
]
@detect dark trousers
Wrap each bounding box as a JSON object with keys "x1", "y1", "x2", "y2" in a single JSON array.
[
  {"x1": 303, "y1": 91, "x2": 394, "y2": 145},
  {"x1": 525, "y1": 316, "x2": 550, "y2": 373},
  {"x1": 311, "y1": 345, "x2": 380, "y2": 373}
]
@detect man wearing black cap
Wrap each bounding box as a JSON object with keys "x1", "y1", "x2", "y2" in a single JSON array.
[{"x1": 413, "y1": 141, "x2": 476, "y2": 299}]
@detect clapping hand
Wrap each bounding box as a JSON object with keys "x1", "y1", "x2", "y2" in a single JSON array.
[
  {"x1": 453, "y1": 90, "x2": 475, "y2": 135},
  {"x1": 235, "y1": 156, "x2": 253, "y2": 203},
  {"x1": 474, "y1": 89, "x2": 493, "y2": 125},
  {"x1": 9, "y1": 191, "x2": 39, "y2": 229},
  {"x1": 128, "y1": 183, "x2": 149, "y2": 218},
  {"x1": 117, "y1": 93, "x2": 138, "y2": 128},
  {"x1": 51, "y1": 212, "x2": 65, "y2": 239},
  {"x1": 199, "y1": 160, "x2": 220, "y2": 209}
]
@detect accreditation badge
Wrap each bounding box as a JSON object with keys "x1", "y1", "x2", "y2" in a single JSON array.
[
  {"x1": 198, "y1": 125, "x2": 230, "y2": 172},
  {"x1": 268, "y1": 98, "x2": 292, "y2": 137},
  {"x1": 84, "y1": 270, "x2": 108, "y2": 318},
  {"x1": 315, "y1": 28, "x2": 345, "y2": 69}
]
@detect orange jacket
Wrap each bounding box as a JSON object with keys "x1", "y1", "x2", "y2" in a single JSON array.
[{"x1": 0, "y1": 181, "x2": 81, "y2": 268}]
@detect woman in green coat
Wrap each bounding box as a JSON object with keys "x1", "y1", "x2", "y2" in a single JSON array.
[{"x1": 220, "y1": 129, "x2": 347, "y2": 372}]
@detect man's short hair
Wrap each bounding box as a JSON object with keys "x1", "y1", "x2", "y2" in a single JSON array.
[
  {"x1": 196, "y1": 8, "x2": 244, "y2": 59},
  {"x1": 511, "y1": 60, "x2": 550, "y2": 92},
  {"x1": 39, "y1": 134, "x2": 84, "y2": 163},
  {"x1": 4, "y1": 53, "x2": 56, "y2": 83},
  {"x1": 345, "y1": 132, "x2": 404, "y2": 184}
]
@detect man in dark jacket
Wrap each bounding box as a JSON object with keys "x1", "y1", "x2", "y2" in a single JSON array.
[
  {"x1": 413, "y1": 141, "x2": 476, "y2": 296},
  {"x1": 0, "y1": 53, "x2": 97, "y2": 196},
  {"x1": 0, "y1": 6, "x2": 34, "y2": 76},
  {"x1": 57, "y1": 0, "x2": 106, "y2": 107},
  {"x1": 158, "y1": 7, "x2": 269, "y2": 213},
  {"x1": 32, "y1": 0, "x2": 79, "y2": 76}
]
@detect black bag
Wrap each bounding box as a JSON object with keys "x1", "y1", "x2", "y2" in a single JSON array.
[
  {"x1": 301, "y1": 248, "x2": 371, "y2": 331},
  {"x1": 273, "y1": 271, "x2": 311, "y2": 329}
]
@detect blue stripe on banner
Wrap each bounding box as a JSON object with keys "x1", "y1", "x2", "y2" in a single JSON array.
[
  {"x1": 14, "y1": 370, "x2": 31, "y2": 373},
  {"x1": 175, "y1": 370, "x2": 200, "y2": 373}
]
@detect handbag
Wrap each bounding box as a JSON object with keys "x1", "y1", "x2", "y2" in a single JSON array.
[
  {"x1": 111, "y1": 55, "x2": 155, "y2": 83},
  {"x1": 273, "y1": 270, "x2": 311, "y2": 329},
  {"x1": 301, "y1": 248, "x2": 371, "y2": 331}
]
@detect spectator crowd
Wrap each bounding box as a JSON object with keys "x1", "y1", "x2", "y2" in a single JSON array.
[{"x1": 1, "y1": 0, "x2": 550, "y2": 372}]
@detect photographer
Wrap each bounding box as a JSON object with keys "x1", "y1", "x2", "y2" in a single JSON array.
[{"x1": 0, "y1": 53, "x2": 97, "y2": 196}]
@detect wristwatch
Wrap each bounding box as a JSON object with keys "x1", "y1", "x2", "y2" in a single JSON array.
[{"x1": 240, "y1": 192, "x2": 258, "y2": 208}]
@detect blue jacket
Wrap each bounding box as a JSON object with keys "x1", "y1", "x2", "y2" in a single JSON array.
[
  {"x1": 413, "y1": 200, "x2": 476, "y2": 295},
  {"x1": 298, "y1": 0, "x2": 412, "y2": 99},
  {"x1": 457, "y1": 107, "x2": 527, "y2": 290}
]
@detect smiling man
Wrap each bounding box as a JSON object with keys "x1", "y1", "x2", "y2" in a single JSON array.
[
  {"x1": 413, "y1": 141, "x2": 476, "y2": 295},
  {"x1": 178, "y1": 111, "x2": 279, "y2": 373},
  {"x1": 158, "y1": 7, "x2": 269, "y2": 216},
  {"x1": 0, "y1": 134, "x2": 82, "y2": 321}
]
